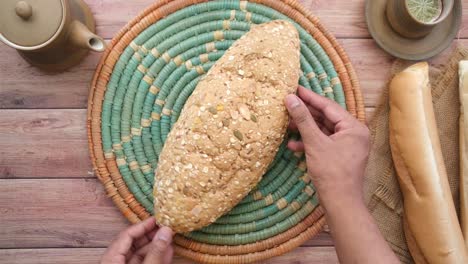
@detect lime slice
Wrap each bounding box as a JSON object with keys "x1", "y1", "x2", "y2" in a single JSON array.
[{"x1": 406, "y1": 0, "x2": 442, "y2": 23}]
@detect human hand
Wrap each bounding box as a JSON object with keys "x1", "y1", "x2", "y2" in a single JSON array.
[
  {"x1": 101, "y1": 217, "x2": 174, "y2": 264},
  {"x1": 285, "y1": 86, "x2": 370, "y2": 208}
]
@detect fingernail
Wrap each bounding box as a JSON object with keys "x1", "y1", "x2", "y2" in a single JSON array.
[
  {"x1": 154, "y1": 226, "x2": 172, "y2": 243},
  {"x1": 286, "y1": 94, "x2": 301, "y2": 108}
]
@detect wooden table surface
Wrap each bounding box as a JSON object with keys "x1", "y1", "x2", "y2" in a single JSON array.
[{"x1": 1, "y1": 0, "x2": 467, "y2": 263}]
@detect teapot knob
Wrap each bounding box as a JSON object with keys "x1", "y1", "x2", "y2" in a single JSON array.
[{"x1": 15, "y1": 1, "x2": 33, "y2": 20}]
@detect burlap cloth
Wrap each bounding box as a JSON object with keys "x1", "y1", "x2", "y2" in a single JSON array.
[{"x1": 364, "y1": 46, "x2": 468, "y2": 263}]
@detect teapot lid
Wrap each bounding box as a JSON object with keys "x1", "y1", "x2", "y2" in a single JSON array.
[{"x1": 0, "y1": 0, "x2": 64, "y2": 49}]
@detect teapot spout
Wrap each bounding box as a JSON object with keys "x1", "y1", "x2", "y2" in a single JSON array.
[{"x1": 68, "y1": 21, "x2": 106, "y2": 52}]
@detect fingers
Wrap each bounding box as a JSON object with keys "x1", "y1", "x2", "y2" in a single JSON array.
[
  {"x1": 288, "y1": 107, "x2": 323, "y2": 130},
  {"x1": 129, "y1": 242, "x2": 153, "y2": 264},
  {"x1": 133, "y1": 235, "x2": 151, "y2": 251},
  {"x1": 307, "y1": 106, "x2": 335, "y2": 134},
  {"x1": 285, "y1": 94, "x2": 325, "y2": 145},
  {"x1": 163, "y1": 245, "x2": 174, "y2": 264},
  {"x1": 287, "y1": 121, "x2": 332, "y2": 151},
  {"x1": 297, "y1": 86, "x2": 354, "y2": 131},
  {"x1": 289, "y1": 116, "x2": 333, "y2": 136},
  {"x1": 146, "y1": 230, "x2": 158, "y2": 241},
  {"x1": 128, "y1": 251, "x2": 145, "y2": 264},
  {"x1": 288, "y1": 102, "x2": 334, "y2": 134},
  {"x1": 142, "y1": 227, "x2": 174, "y2": 264},
  {"x1": 126, "y1": 217, "x2": 157, "y2": 240},
  {"x1": 318, "y1": 125, "x2": 333, "y2": 136},
  {"x1": 107, "y1": 217, "x2": 157, "y2": 257},
  {"x1": 133, "y1": 228, "x2": 158, "y2": 250},
  {"x1": 287, "y1": 140, "x2": 305, "y2": 152},
  {"x1": 129, "y1": 240, "x2": 173, "y2": 264},
  {"x1": 288, "y1": 119, "x2": 298, "y2": 131}
]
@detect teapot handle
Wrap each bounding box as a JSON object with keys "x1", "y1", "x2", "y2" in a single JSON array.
[{"x1": 68, "y1": 21, "x2": 106, "y2": 52}]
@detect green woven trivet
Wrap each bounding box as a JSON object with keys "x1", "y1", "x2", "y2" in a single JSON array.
[{"x1": 88, "y1": 0, "x2": 365, "y2": 263}]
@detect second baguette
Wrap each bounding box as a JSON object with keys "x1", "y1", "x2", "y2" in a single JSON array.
[
  {"x1": 389, "y1": 62, "x2": 468, "y2": 264},
  {"x1": 459, "y1": 61, "x2": 468, "y2": 248},
  {"x1": 403, "y1": 216, "x2": 428, "y2": 264}
]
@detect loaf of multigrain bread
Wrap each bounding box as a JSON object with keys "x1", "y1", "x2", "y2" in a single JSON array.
[{"x1": 153, "y1": 20, "x2": 301, "y2": 233}]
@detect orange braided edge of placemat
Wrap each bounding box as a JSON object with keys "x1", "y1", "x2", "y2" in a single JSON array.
[
  {"x1": 175, "y1": 215, "x2": 327, "y2": 263},
  {"x1": 87, "y1": 0, "x2": 365, "y2": 262}
]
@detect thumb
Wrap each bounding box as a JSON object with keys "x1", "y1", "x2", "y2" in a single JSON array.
[
  {"x1": 285, "y1": 94, "x2": 325, "y2": 145},
  {"x1": 143, "y1": 227, "x2": 173, "y2": 264}
]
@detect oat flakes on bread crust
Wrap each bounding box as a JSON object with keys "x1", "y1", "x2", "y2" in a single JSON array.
[{"x1": 154, "y1": 20, "x2": 301, "y2": 233}]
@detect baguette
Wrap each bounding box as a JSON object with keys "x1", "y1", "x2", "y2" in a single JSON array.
[
  {"x1": 403, "y1": 216, "x2": 428, "y2": 264},
  {"x1": 459, "y1": 61, "x2": 468, "y2": 247},
  {"x1": 153, "y1": 21, "x2": 301, "y2": 233},
  {"x1": 389, "y1": 62, "x2": 468, "y2": 263}
]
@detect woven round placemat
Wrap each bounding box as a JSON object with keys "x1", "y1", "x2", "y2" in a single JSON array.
[{"x1": 87, "y1": 0, "x2": 365, "y2": 263}]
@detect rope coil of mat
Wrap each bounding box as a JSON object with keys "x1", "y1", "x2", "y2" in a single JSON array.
[{"x1": 88, "y1": 0, "x2": 365, "y2": 263}]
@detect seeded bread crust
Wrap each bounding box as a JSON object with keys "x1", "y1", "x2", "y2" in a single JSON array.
[{"x1": 154, "y1": 20, "x2": 301, "y2": 233}]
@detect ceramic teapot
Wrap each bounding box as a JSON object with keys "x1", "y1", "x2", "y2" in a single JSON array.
[{"x1": 0, "y1": 0, "x2": 106, "y2": 71}]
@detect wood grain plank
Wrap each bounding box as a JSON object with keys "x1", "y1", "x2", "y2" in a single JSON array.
[
  {"x1": 0, "y1": 179, "x2": 335, "y2": 248},
  {"x1": 0, "y1": 39, "x2": 421, "y2": 109},
  {"x1": 259, "y1": 246, "x2": 339, "y2": 264},
  {"x1": 339, "y1": 40, "x2": 468, "y2": 108},
  {"x1": 303, "y1": 231, "x2": 333, "y2": 247},
  {"x1": 0, "y1": 179, "x2": 128, "y2": 248},
  {"x1": 0, "y1": 0, "x2": 466, "y2": 261},
  {"x1": 88, "y1": 0, "x2": 367, "y2": 39},
  {"x1": 298, "y1": 0, "x2": 368, "y2": 38},
  {"x1": 0, "y1": 108, "x2": 374, "y2": 179},
  {"x1": 87, "y1": 0, "x2": 468, "y2": 39},
  {"x1": 1, "y1": 1, "x2": 468, "y2": 109},
  {"x1": 0, "y1": 47, "x2": 100, "y2": 109},
  {"x1": 0, "y1": 248, "x2": 106, "y2": 264},
  {"x1": 0, "y1": 246, "x2": 338, "y2": 264},
  {"x1": 0, "y1": 110, "x2": 92, "y2": 178}
]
